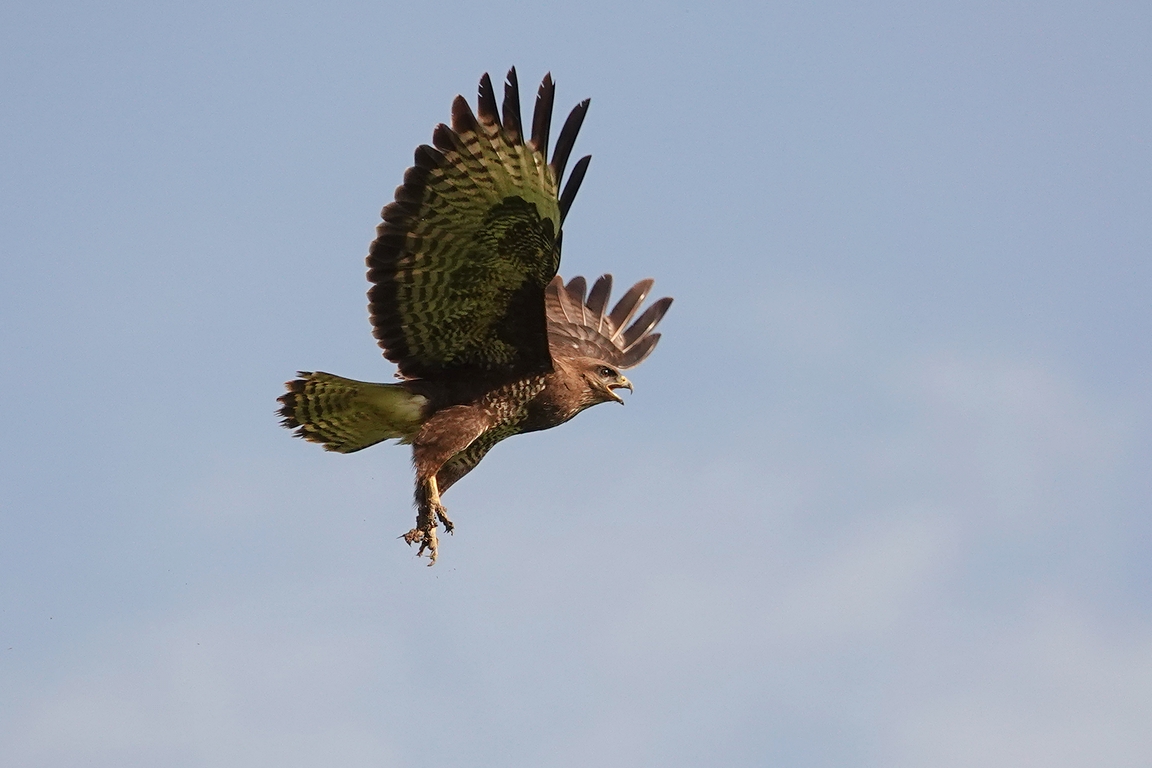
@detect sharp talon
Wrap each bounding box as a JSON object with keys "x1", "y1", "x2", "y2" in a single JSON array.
[
  {"x1": 420, "y1": 529, "x2": 438, "y2": 563},
  {"x1": 401, "y1": 524, "x2": 438, "y2": 563}
]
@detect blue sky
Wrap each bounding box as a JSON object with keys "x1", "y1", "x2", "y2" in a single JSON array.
[{"x1": 2, "y1": 1, "x2": 1150, "y2": 765}]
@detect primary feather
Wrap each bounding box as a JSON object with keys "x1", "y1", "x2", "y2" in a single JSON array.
[{"x1": 545, "y1": 275, "x2": 671, "y2": 369}]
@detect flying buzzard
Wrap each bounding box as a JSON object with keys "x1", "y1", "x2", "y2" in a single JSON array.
[{"x1": 278, "y1": 69, "x2": 672, "y2": 563}]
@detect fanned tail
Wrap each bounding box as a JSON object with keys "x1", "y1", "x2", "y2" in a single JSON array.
[{"x1": 277, "y1": 372, "x2": 428, "y2": 453}]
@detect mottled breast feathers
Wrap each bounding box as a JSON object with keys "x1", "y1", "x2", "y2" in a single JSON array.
[{"x1": 367, "y1": 68, "x2": 591, "y2": 382}]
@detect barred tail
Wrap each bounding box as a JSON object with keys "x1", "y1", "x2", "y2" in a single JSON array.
[{"x1": 277, "y1": 371, "x2": 428, "y2": 453}]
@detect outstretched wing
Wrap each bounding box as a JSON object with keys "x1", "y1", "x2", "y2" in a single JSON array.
[
  {"x1": 367, "y1": 69, "x2": 592, "y2": 381},
  {"x1": 545, "y1": 274, "x2": 673, "y2": 368}
]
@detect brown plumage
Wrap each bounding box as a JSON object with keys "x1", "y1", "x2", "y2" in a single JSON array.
[{"x1": 278, "y1": 70, "x2": 671, "y2": 563}]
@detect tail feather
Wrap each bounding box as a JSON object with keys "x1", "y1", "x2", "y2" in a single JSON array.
[{"x1": 277, "y1": 372, "x2": 427, "y2": 453}]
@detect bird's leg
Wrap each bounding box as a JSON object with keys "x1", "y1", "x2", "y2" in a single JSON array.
[
  {"x1": 403, "y1": 475, "x2": 450, "y2": 564},
  {"x1": 402, "y1": 404, "x2": 491, "y2": 564}
]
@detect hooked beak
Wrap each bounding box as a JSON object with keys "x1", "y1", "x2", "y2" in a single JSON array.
[{"x1": 606, "y1": 376, "x2": 633, "y2": 404}]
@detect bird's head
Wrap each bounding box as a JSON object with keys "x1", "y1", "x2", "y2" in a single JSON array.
[{"x1": 577, "y1": 360, "x2": 633, "y2": 406}]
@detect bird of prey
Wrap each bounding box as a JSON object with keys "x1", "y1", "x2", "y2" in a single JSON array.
[{"x1": 278, "y1": 69, "x2": 672, "y2": 563}]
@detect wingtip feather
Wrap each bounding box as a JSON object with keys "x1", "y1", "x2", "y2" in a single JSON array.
[
  {"x1": 607, "y1": 278, "x2": 654, "y2": 339},
  {"x1": 502, "y1": 67, "x2": 522, "y2": 143},
  {"x1": 586, "y1": 274, "x2": 612, "y2": 332},
  {"x1": 477, "y1": 72, "x2": 500, "y2": 127},
  {"x1": 551, "y1": 99, "x2": 589, "y2": 180},
  {"x1": 559, "y1": 154, "x2": 591, "y2": 223},
  {"x1": 622, "y1": 296, "x2": 673, "y2": 349},
  {"x1": 530, "y1": 73, "x2": 555, "y2": 155}
]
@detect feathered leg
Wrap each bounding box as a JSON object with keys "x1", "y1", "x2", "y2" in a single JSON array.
[{"x1": 403, "y1": 405, "x2": 491, "y2": 564}]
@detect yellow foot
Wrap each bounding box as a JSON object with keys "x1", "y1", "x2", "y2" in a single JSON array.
[
  {"x1": 401, "y1": 498, "x2": 453, "y2": 565},
  {"x1": 403, "y1": 476, "x2": 455, "y2": 565},
  {"x1": 402, "y1": 525, "x2": 439, "y2": 564}
]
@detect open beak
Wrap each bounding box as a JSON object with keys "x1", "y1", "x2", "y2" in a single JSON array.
[{"x1": 606, "y1": 376, "x2": 633, "y2": 404}]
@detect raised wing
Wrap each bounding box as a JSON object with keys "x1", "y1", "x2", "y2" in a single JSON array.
[
  {"x1": 545, "y1": 274, "x2": 673, "y2": 369},
  {"x1": 367, "y1": 69, "x2": 592, "y2": 381}
]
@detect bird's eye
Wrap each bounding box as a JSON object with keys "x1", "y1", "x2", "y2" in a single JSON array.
[{"x1": 599, "y1": 366, "x2": 615, "y2": 378}]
